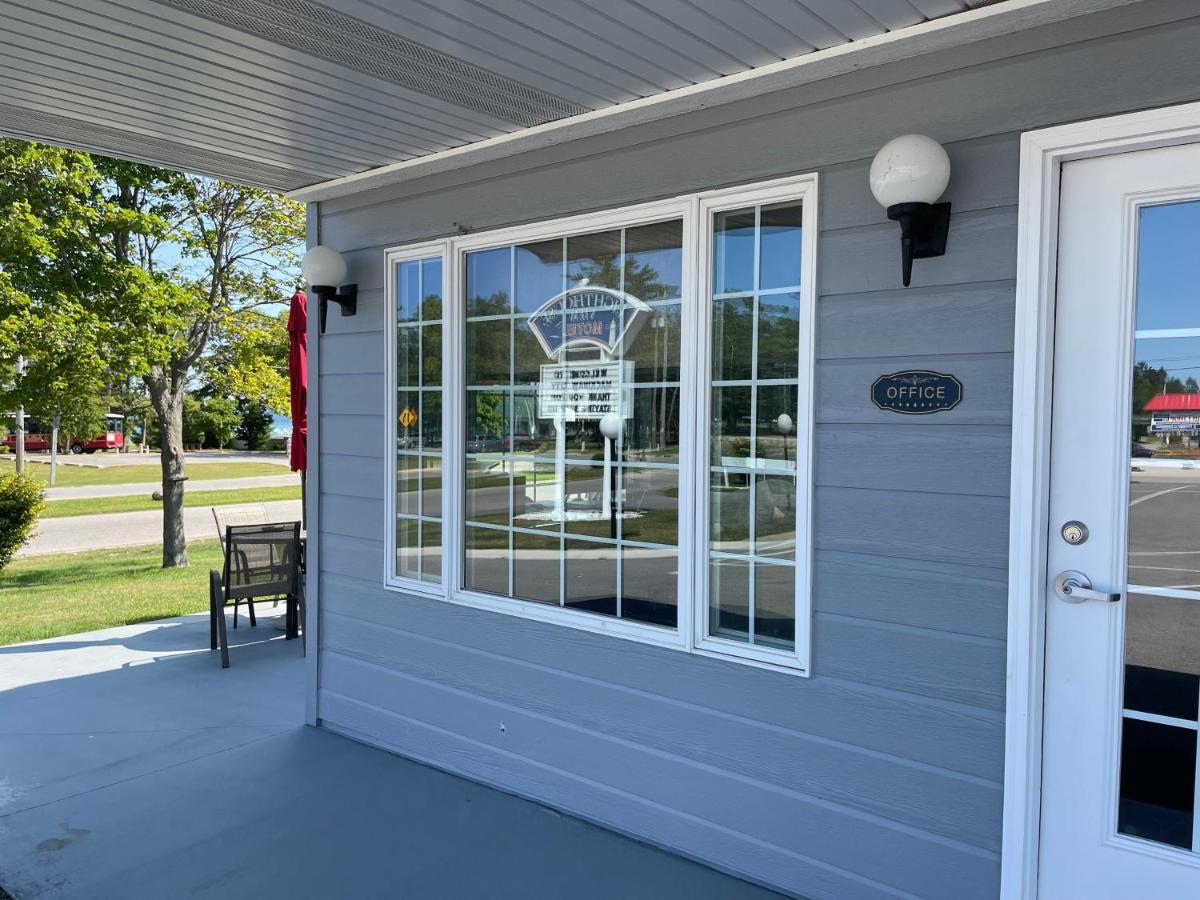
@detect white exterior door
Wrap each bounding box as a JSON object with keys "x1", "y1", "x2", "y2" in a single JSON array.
[{"x1": 1040, "y1": 142, "x2": 1200, "y2": 896}]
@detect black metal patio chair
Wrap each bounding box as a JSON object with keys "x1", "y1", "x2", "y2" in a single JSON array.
[
  {"x1": 212, "y1": 503, "x2": 271, "y2": 627},
  {"x1": 209, "y1": 521, "x2": 302, "y2": 668}
]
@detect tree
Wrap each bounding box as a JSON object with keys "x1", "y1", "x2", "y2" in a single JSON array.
[
  {"x1": 235, "y1": 399, "x2": 276, "y2": 451},
  {"x1": 0, "y1": 143, "x2": 164, "y2": 468},
  {"x1": 183, "y1": 394, "x2": 240, "y2": 448},
  {"x1": 101, "y1": 168, "x2": 302, "y2": 566},
  {"x1": 205, "y1": 310, "x2": 291, "y2": 415},
  {"x1": 1, "y1": 141, "x2": 303, "y2": 568}
]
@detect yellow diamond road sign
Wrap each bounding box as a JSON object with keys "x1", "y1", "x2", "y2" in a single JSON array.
[{"x1": 399, "y1": 408, "x2": 417, "y2": 429}]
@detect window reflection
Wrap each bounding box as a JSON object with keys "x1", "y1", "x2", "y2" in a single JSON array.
[
  {"x1": 513, "y1": 531, "x2": 561, "y2": 606},
  {"x1": 461, "y1": 220, "x2": 683, "y2": 628},
  {"x1": 707, "y1": 201, "x2": 804, "y2": 650},
  {"x1": 395, "y1": 255, "x2": 444, "y2": 584},
  {"x1": 712, "y1": 297, "x2": 753, "y2": 381},
  {"x1": 515, "y1": 240, "x2": 563, "y2": 314},
  {"x1": 1120, "y1": 199, "x2": 1200, "y2": 852},
  {"x1": 465, "y1": 526, "x2": 507, "y2": 596},
  {"x1": 713, "y1": 210, "x2": 755, "y2": 294},
  {"x1": 466, "y1": 247, "x2": 510, "y2": 316},
  {"x1": 565, "y1": 540, "x2": 618, "y2": 617},
  {"x1": 622, "y1": 548, "x2": 678, "y2": 627},
  {"x1": 756, "y1": 293, "x2": 801, "y2": 379},
  {"x1": 710, "y1": 557, "x2": 751, "y2": 643}
]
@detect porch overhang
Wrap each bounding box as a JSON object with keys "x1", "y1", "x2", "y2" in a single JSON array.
[{"x1": 0, "y1": 0, "x2": 1144, "y2": 199}]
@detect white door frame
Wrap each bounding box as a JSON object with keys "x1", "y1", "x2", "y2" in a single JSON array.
[{"x1": 1004, "y1": 99, "x2": 1200, "y2": 899}]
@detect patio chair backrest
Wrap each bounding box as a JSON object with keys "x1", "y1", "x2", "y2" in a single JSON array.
[
  {"x1": 223, "y1": 521, "x2": 301, "y2": 601},
  {"x1": 213, "y1": 503, "x2": 271, "y2": 550}
]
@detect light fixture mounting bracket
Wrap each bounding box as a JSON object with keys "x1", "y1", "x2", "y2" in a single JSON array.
[
  {"x1": 885, "y1": 201, "x2": 951, "y2": 287},
  {"x1": 314, "y1": 283, "x2": 358, "y2": 334}
]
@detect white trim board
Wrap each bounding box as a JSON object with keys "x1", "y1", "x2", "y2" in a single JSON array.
[
  {"x1": 287, "y1": 0, "x2": 1142, "y2": 203},
  {"x1": 1004, "y1": 99, "x2": 1200, "y2": 899},
  {"x1": 304, "y1": 200, "x2": 320, "y2": 727}
]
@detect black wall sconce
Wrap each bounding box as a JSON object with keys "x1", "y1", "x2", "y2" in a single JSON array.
[
  {"x1": 869, "y1": 134, "x2": 952, "y2": 287},
  {"x1": 301, "y1": 245, "x2": 358, "y2": 333}
]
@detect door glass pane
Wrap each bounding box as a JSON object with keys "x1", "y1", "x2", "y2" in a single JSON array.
[
  {"x1": 394, "y1": 254, "x2": 443, "y2": 584},
  {"x1": 1121, "y1": 199, "x2": 1200, "y2": 851},
  {"x1": 706, "y1": 200, "x2": 804, "y2": 651},
  {"x1": 461, "y1": 221, "x2": 683, "y2": 628}
]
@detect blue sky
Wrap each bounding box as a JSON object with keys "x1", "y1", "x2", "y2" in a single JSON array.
[{"x1": 1134, "y1": 199, "x2": 1200, "y2": 383}]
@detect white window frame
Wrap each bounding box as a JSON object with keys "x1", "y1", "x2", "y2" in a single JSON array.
[
  {"x1": 383, "y1": 175, "x2": 817, "y2": 675},
  {"x1": 693, "y1": 175, "x2": 818, "y2": 675},
  {"x1": 383, "y1": 238, "x2": 450, "y2": 596}
]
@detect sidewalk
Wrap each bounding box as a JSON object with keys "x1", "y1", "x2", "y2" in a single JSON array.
[
  {"x1": 19, "y1": 499, "x2": 303, "y2": 556},
  {"x1": 44, "y1": 473, "x2": 299, "y2": 501}
]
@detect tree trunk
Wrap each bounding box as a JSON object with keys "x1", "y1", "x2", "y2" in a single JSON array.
[
  {"x1": 148, "y1": 382, "x2": 188, "y2": 568},
  {"x1": 14, "y1": 356, "x2": 25, "y2": 474}
]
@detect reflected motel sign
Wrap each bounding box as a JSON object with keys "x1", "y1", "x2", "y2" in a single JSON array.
[
  {"x1": 538, "y1": 360, "x2": 634, "y2": 421},
  {"x1": 1150, "y1": 413, "x2": 1200, "y2": 434},
  {"x1": 531, "y1": 284, "x2": 647, "y2": 421}
]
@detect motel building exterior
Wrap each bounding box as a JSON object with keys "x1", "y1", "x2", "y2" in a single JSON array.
[{"x1": 8, "y1": 1, "x2": 1200, "y2": 897}]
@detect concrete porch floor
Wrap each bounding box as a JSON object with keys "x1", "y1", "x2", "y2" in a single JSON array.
[{"x1": 0, "y1": 608, "x2": 779, "y2": 899}]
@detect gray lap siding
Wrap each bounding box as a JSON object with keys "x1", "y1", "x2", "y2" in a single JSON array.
[{"x1": 311, "y1": 16, "x2": 1200, "y2": 898}]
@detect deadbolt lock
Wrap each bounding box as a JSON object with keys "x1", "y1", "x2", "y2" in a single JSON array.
[{"x1": 1061, "y1": 521, "x2": 1089, "y2": 545}]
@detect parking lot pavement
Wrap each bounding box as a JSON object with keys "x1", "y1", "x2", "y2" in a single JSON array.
[
  {"x1": 1125, "y1": 469, "x2": 1200, "y2": 681},
  {"x1": 18, "y1": 500, "x2": 303, "y2": 557}
]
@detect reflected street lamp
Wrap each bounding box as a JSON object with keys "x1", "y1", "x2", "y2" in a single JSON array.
[
  {"x1": 776, "y1": 413, "x2": 794, "y2": 513},
  {"x1": 599, "y1": 412, "x2": 622, "y2": 540},
  {"x1": 776, "y1": 413, "x2": 793, "y2": 463}
]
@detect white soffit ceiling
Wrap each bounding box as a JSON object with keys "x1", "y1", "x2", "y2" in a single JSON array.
[{"x1": 0, "y1": 0, "x2": 1129, "y2": 195}]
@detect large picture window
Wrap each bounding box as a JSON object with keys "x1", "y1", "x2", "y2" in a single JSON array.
[
  {"x1": 386, "y1": 176, "x2": 815, "y2": 673},
  {"x1": 461, "y1": 219, "x2": 684, "y2": 630}
]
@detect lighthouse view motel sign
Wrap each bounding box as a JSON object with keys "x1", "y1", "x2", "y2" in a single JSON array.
[{"x1": 531, "y1": 284, "x2": 648, "y2": 421}]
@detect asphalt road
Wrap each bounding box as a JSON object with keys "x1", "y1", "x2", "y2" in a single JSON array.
[
  {"x1": 16, "y1": 450, "x2": 290, "y2": 468},
  {"x1": 19, "y1": 500, "x2": 303, "y2": 557}
]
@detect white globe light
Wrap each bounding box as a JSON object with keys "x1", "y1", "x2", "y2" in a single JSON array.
[
  {"x1": 868, "y1": 134, "x2": 951, "y2": 208},
  {"x1": 599, "y1": 412, "x2": 622, "y2": 442},
  {"x1": 776, "y1": 413, "x2": 794, "y2": 436},
  {"x1": 301, "y1": 245, "x2": 348, "y2": 288}
]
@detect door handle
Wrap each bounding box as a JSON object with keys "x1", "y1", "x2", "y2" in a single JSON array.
[{"x1": 1054, "y1": 570, "x2": 1121, "y2": 604}]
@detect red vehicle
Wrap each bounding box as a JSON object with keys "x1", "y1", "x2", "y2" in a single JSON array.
[{"x1": 4, "y1": 414, "x2": 125, "y2": 454}]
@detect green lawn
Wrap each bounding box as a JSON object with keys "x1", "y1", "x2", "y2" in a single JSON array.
[
  {"x1": 42, "y1": 484, "x2": 302, "y2": 518},
  {"x1": 0, "y1": 541, "x2": 223, "y2": 646},
  {"x1": 0, "y1": 458, "x2": 285, "y2": 486}
]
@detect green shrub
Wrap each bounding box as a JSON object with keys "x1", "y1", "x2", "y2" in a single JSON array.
[{"x1": 0, "y1": 473, "x2": 45, "y2": 571}]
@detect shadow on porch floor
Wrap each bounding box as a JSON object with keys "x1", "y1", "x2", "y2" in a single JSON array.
[{"x1": 0, "y1": 609, "x2": 779, "y2": 899}]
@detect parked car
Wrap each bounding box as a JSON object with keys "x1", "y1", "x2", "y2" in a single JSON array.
[{"x1": 1132, "y1": 442, "x2": 1155, "y2": 459}]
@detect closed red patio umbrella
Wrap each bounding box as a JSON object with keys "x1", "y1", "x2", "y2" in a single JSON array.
[{"x1": 287, "y1": 290, "x2": 308, "y2": 526}]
